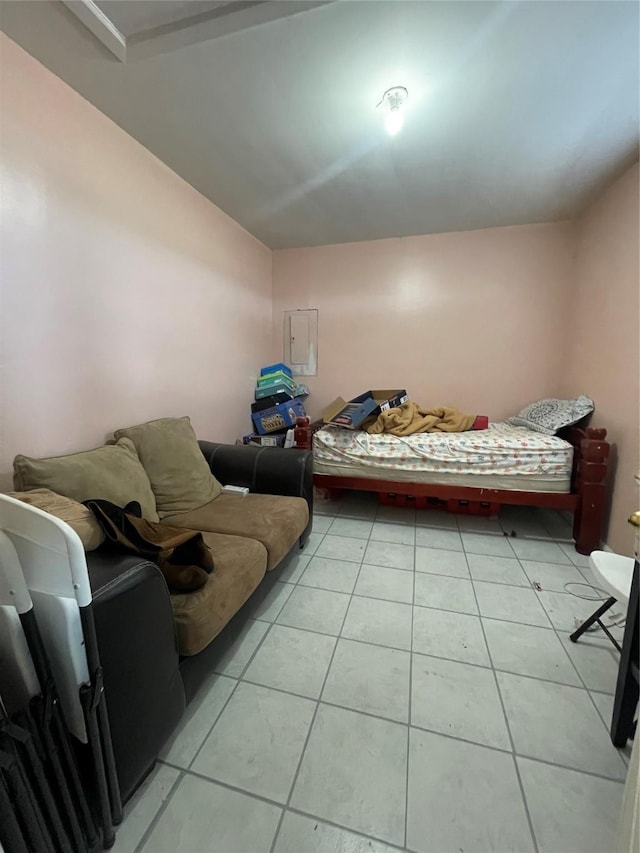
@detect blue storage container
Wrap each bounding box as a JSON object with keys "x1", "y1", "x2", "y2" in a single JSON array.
[
  {"x1": 252, "y1": 397, "x2": 306, "y2": 435},
  {"x1": 251, "y1": 392, "x2": 294, "y2": 414},
  {"x1": 260, "y1": 362, "x2": 293, "y2": 378},
  {"x1": 255, "y1": 378, "x2": 297, "y2": 399}
]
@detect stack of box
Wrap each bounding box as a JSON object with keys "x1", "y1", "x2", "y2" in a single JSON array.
[
  {"x1": 243, "y1": 363, "x2": 309, "y2": 446},
  {"x1": 254, "y1": 363, "x2": 297, "y2": 400}
]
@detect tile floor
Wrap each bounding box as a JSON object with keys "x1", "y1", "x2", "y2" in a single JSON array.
[{"x1": 114, "y1": 494, "x2": 631, "y2": 853}]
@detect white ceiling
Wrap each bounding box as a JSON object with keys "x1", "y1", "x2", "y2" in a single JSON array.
[{"x1": 1, "y1": 0, "x2": 638, "y2": 249}]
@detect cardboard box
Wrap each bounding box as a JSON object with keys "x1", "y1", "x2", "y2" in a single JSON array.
[
  {"x1": 255, "y1": 382, "x2": 297, "y2": 400},
  {"x1": 242, "y1": 432, "x2": 287, "y2": 447},
  {"x1": 323, "y1": 389, "x2": 408, "y2": 430},
  {"x1": 257, "y1": 370, "x2": 293, "y2": 387},
  {"x1": 252, "y1": 397, "x2": 306, "y2": 435},
  {"x1": 251, "y1": 392, "x2": 294, "y2": 414},
  {"x1": 260, "y1": 362, "x2": 292, "y2": 378}
]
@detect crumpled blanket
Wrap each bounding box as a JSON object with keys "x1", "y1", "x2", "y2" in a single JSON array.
[{"x1": 366, "y1": 402, "x2": 476, "y2": 436}]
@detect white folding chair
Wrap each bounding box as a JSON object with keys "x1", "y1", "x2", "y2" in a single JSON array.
[
  {"x1": 0, "y1": 521, "x2": 97, "y2": 852},
  {"x1": 0, "y1": 494, "x2": 122, "y2": 848},
  {"x1": 570, "y1": 549, "x2": 635, "y2": 651}
]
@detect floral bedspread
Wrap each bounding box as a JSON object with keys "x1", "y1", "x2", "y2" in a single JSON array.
[{"x1": 313, "y1": 422, "x2": 573, "y2": 477}]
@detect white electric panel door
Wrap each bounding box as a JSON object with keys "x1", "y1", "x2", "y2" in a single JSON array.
[{"x1": 284, "y1": 309, "x2": 318, "y2": 376}]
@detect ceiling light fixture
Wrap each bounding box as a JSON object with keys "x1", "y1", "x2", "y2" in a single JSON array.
[{"x1": 378, "y1": 86, "x2": 408, "y2": 136}]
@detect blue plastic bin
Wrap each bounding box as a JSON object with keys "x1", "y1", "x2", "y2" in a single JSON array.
[
  {"x1": 260, "y1": 362, "x2": 293, "y2": 378},
  {"x1": 252, "y1": 397, "x2": 306, "y2": 435}
]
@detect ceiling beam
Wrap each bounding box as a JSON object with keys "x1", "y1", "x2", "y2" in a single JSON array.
[
  {"x1": 128, "y1": 0, "x2": 334, "y2": 61},
  {"x1": 60, "y1": 0, "x2": 126, "y2": 62},
  {"x1": 59, "y1": 0, "x2": 335, "y2": 64}
]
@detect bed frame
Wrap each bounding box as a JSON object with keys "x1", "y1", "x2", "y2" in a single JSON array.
[{"x1": 312, "y1": 426, "x2": 610, "y2": 555}]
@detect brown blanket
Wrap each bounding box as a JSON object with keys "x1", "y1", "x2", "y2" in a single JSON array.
[{"x1": 366, "y1": 402, "x2": 476, "y2": 436}]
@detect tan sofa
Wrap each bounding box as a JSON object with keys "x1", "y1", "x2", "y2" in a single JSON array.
[
  {"x1": 10, "y1": 420, "x2": 314, "y2": 802},
  {"x1": 12, "y1": 419, "x2": 313, "y2": 657}
]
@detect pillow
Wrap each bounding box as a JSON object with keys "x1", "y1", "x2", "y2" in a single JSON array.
[
  {"x1": 113, "y1": 416, "x2": 222, "y2": 519},
  {"x1": 13, "y1": 437, "x2": 159, "y2": 521},
  {"x1": 6, "y1": 488, "x2": 105, "y2": 551},
  {"x1": 508, "y1": 395, "x2": 594, "y2": 435}
]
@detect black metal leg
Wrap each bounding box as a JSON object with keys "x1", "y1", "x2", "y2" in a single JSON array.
[
  {"x1": 30, "y1": 696, "x2": 88, "y2": 853},
  {"x1": 97, "y1": 700, "x2": 122, "y2": 826},
  {"x1": 80, "y1": 685, "x2": 114, "y2": 849},
  {"x1": 570, "y1": 597, "x2": 616, "y2": 643},
  {"x1": 0, "y1": 743, "x2": 51, "y2": 853},
  {"x1": 3, "y1": 714, "x2": 72, "y2": 853},
  {"x1": 22, "y1": 606, "x2": 98, "y2": 852},
  {"x1": 0, "y1": 771, "x2": 28, "y2": 853},
  {"x1": 51, "y1": 700, "x2": 99, "y2": 852},
  {"x1": 80, "y1": 605, "x2": 123, "y2": 844},
  {"x1": 611, "y1": 563, "x2": 639, "y2": 748},
  {"x1": 596, "y1": 619, "x2": 623, "y2": 653}
]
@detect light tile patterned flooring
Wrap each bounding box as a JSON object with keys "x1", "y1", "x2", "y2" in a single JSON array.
[{"x1": 115, "y1": 494, "x2": 631, "y2": 853}]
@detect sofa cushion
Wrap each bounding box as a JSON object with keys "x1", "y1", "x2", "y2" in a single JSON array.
[
  {"x1": 7, "y1": 488, "x2": 105, "y2": 551},
  {"x1": 171, "y1": 532, "x2": 267, "y2": 655},
  {"x1": 163, "y1": 492, "x2": 309, "y2": 571},
  {"x1": 13, "y1": 438, "x2": 159, "y2": 522},
  {"x1": 114, "y1": 416, "x2": 222, "y2": 519}
]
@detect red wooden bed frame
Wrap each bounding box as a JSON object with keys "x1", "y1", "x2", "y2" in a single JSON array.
[{"x1": 312, "y1": 425, "x2": 610, "y2": 555}]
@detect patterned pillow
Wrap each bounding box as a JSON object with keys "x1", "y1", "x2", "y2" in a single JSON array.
[{"x1": 508, "y1": 396, "x2": 594, "y2": 435}]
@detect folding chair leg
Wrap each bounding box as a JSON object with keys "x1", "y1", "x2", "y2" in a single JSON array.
[
  {"x1": 80, "y1": 684, "x2": 115, "y2": 850},
  {"x1": 3, "y1": 714, "x2": 72, "y2": 853},
  {"x1": 597, "y1": 619, "x2": 623, "y2": 653},
  {"x1": 97, "y1": 699, "x2": 122, "y2": 825},
  {"x1": 80, "y1": 606, "x2": 123, "y2": 831},
  {"x1": 30, "y1": 697, "x2": 83, "y2": 853},
  {"x1": 0, "y1": 772, "x2": 29, "y2": 853},
  {"x1": 0, "y1": 748, "x2": 51, "y2": 853},
  {"x1": 23, "y1": 600, "x2": 100, "y2": 852},
  {"x1": 570, "y1": 596, "x2": 616, "y2": 643}
]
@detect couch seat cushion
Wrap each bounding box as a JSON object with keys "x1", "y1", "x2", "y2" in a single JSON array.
[
  {"x1": 114, "y1": 416, "x2": 222, "y2": 519},
  {"x1": 171, "y1": 532, "x2": 267, "y2": 656},
  {"x1": 163, "y1": 493, "x2": 309, "y2": 571},
  {"x1": 13, "y1": 438, "x2": 159, "y2": 522}
]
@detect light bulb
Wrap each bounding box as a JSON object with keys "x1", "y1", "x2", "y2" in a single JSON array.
[{"x1": 385, "y1": 108, "x2": 404, "y2": 136}]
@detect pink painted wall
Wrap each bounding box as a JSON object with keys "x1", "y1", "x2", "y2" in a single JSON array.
[
  {"x1": 2, "y1": 35, "x2": 635, "y2": 553},
  {"x1": 272, "y1": 222, "x2": 574, "y2": 421},
  {"x1": 560, "y1": 163, "x2": 640, "y2": 554},
  {"x1": 0, "y1": 35, "x2": 272, "y2": 489}
]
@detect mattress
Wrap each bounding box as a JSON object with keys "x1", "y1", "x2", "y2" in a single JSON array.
[{"x1": 313, "y1": 422, "x2": 573, "y2": 493}]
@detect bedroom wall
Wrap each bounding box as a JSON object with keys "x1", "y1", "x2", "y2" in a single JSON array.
[
  {"x1": 0, "y1": 35, "x2": 272, "y2": 489},
  {"x1": 560, "y1": 162, "x2": 640, "y2": 555},
  {"x1": 272, "y1": 222, "x2": 574, "y2": 422}
]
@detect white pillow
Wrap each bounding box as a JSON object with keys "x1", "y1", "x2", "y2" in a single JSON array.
[{"x1": 508, "y1": 396, "x2": 594, "y2": 435}]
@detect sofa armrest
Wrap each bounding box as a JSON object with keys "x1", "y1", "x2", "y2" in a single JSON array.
[
  {"x1": 199, "y1": 442, "x2": 314, "y2": 540},
  {"x1": 86, "y1": 552, "x2": 186, "y2": 802}
]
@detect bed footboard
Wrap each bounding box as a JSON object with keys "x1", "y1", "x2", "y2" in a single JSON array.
[{"x1": 564, "y1": 427, "x2": 610, "y2": 555}]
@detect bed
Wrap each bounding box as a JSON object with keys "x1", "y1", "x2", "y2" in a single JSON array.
[{"x1": 311, "y1": 421, "x2": 610, "y2": 554}]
